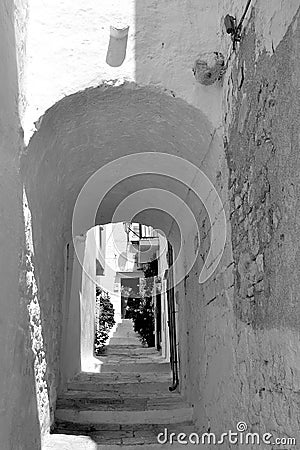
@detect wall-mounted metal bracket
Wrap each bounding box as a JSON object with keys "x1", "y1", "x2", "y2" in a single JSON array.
[{"x1": 224, "y1": 0, "x2": 253, "y2": 51}]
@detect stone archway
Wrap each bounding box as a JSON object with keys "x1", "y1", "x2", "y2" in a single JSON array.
[{"x1": 21, "y1": 82, "x2": 226, "y2": 431}]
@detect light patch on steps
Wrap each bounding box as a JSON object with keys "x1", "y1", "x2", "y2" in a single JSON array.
[{"x1": 55, "y1": 406, "x2": 193, "y2": 425}]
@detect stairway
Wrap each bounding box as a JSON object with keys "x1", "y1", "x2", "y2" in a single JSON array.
[{"x1": 43, "y1": 319, "x2": 194, "y2": 449}]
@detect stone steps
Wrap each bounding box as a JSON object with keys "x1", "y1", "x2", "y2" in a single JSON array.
[
  {"x1": 44, "y1": 421, "x2": 197, "y2": 448},
  {"x1": 60, "y1": 389, "x2": 182, "y2": 400},
  {"x1": 101, "y1": 355, "x2": 161, "y2": 361},
  {"x1": 57, "y1": 391, "x2": 186, "y2": 410},
  {"x1": 52, "y1": 421, "x2": 195, "y2": 433},
  {"x1": 47, "y1": 319, "x2": 194, "y2": 448},
  {"x1": 55, "y1": 404, "x2": 193, "y2": 425},
  {"x1": 67, "y1": 372, "x2": 172, "y2": 395},
  {"x1": 98, "y1": 348, "x2": 164, "y2": 357},
  {"x1": 94, "y1": 362, "x2": 170, "y2": 373},
  {"x1": 97, "y1": 350, "x2": 165, "y2": 364},
  {"x1": 107, "y1": 320, "x2": 142, "y2": 346},
  {"x1": 63, "y1": 385, "x2": 182, "y2": 395},
  {"x1": 108, "y1": 338, "x2": 141, "y2": 346},
  {"x1": 103, "y1": 347, "x2": 159, "y2": 355},
  {"x1": 67, "y1": 382, "x2": 172, "y2": 395},
  {"x1": 69, "y1": 371, "x2": 171, "y2": 383},
  {"x1": 56, "y1": 376, "x2": 191, "y2": 424}
]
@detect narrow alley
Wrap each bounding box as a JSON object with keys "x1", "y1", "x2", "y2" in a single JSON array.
[
  {"x1": 1, "y1": 1, "x2": 300, "y2": 449},
  {"x1": 45, "y1": 319, "x2": 193, "y2": 448}
]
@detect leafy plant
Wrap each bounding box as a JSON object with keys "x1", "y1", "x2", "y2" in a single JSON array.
[
  {"x1": 121, "y1": 285, "x2": 133, "y2": 297},
  {"x1": 131, "y1": 295, "x2": 155, "y2": 347},
  {"x1": 142, "y1": 258, "x2": 158, "y2": 279},
  {"x1": 126, "y1": 259, "x2": 158, "y2": 347},
  {"x1": 94, "y1": 286, "x2": 115, "y2": 355}
]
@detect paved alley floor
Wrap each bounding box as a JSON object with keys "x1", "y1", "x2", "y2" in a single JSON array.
[{"x1": 43, "y1": 319, "x2": 194, "y2": 449}]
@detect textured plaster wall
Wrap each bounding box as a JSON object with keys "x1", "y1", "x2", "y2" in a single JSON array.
[
  {"x1": 61, "y1": 237, "x2": 83, "y2": 385},
  {"x1": 0, "y1": 1, "x2": 44, "y2": 449},
  {"x1": 14, "y1": 0, "x2": 29, "y2": 119},
  {"x1": 16, "y1": 0, "x2": 300, "y2": 446},
  {"x1": 23, "y1": 0, "x2": 225, "y2": 141},
  {"x1": 80, "y1": 228, "x2": 98, "y2": 372},
  {"x1": 23, "y1": 0, "x2": 300, "y2": 143},
  {"x1": 157, "y1": 234, "x2": 170, "y2": 362},
  {"x1": 98, "y1": 223, "x2": 126, "y2": 323}
]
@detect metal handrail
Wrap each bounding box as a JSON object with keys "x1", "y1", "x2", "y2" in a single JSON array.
[{"x1": 166, "y1": 243, "x2": 179, "y2": 392}]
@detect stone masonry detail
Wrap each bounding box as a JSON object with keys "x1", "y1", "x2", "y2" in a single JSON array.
[{"x1": 224, "y1": 7, "x2": 300, "y2": 441}]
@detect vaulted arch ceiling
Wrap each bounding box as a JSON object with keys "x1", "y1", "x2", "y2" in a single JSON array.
[{"x1": 22, "y1": 82, "x2": 225, "y2": 284}]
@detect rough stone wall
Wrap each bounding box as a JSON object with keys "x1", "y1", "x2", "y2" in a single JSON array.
[
  {"x1": 227, "y1": 7, "x2": 300, "y2": 441},
  {"x1": 184, "y1": 4, "x2": 300, "y2": 445}
]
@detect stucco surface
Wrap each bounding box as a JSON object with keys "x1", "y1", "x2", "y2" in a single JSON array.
[
  {"x1": 0, "y1": 1, "x2": 42, "y2": 449},
  {"x1": 60, "y1": 228, "x2": 99, "y2": 380},
  {"x1": 23, "y1": 0, "x2": 225, "y2": 141},
  {"x1": 23, "y1": 0, "x2": 300, "y2": 143},
  {"x1": 0, "y1": 1, "x2": 299, "y2": 448}
]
